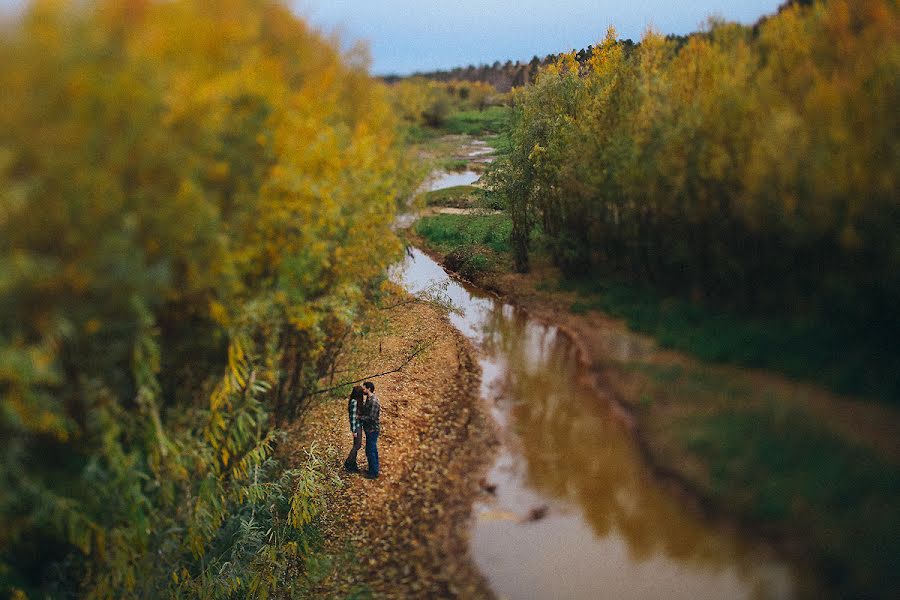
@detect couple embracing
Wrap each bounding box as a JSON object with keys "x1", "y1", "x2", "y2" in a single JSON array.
[{"x1": 344, "y1": 381, "x2": 381, "y2": 479}]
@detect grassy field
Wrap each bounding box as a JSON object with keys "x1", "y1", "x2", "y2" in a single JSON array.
[
  {"x1": 424, "y1": 185, "x2": 479, "y2": 207},
  {"x1": 414, "y1": 214, "x2": 511, "y2": 279},
  {"x1": 628, "y1": 358, "x2": 900, "y2": 596},
  {"x1": 565, "y1": 278, "x2": 900, "y2": 404},
  {"x1": 415, "y1": 213, "x2": 511, "y2": 253},
  {"x1": 442, "y1": 106, "x2": 511, "y2": 135},
  {"x1": 438, "y1": 158, "x2": 470, "y2": 172},
  {"x1": 422, "y1": 185, "x2": 502, "y2": 209},
  {"x1": 401, "y1": 106, "x2": 512, "y2": 143},
  {"x1": 403, "y1": 123, "x2": 440, "y2": 144}
]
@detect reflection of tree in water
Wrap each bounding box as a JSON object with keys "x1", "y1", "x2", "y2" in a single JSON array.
[{"x1": 475, "y1": 304, "x2": 793, "y2": 593}]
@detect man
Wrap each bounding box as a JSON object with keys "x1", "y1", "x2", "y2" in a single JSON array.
[{"x1": 359, "y1": 381, "x2": 381, "y2": 479}]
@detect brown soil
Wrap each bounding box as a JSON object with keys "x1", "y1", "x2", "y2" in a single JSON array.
[{"x1": 281, "y1": 300, "x2": 498, "y2": 599}]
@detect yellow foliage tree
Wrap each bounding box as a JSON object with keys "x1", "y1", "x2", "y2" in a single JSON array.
[{"x1": 0, "y1": 0, "x2": 409, "y2": 596}]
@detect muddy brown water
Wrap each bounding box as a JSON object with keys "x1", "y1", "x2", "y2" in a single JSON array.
[{"x1": 391, "y1": 246, "x2": 804, "y2": 600}]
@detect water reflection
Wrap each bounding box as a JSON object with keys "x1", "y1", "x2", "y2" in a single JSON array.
[
  {"x1": 427, "y1": 170, "x2": 480, "y2": 191},
  {"x1": 392, "y1": 248, "x2": 800, "y2": 600}
]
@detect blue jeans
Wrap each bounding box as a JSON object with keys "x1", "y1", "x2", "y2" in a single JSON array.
[{"x1": 364, "y1": 428, "x2": 379, "y2": 476}]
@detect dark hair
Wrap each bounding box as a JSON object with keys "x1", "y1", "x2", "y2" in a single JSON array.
[
  {"x1": 363, "y1": 381, "x2": 375, "y2": 392},
  {"x1": 350, "y1": 385, "x2": 365, "y2": 401}
]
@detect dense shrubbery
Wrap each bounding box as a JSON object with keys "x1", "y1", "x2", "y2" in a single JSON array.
[
  {"x1": 492, "y1": 0, "x2": 899, "y2": 398},
  {"x1": 388, "y1": 78, "x2": 506, "y2": 132},
  {"x1": 0, "y1": 1, "x2": 408, "y2": 596}
]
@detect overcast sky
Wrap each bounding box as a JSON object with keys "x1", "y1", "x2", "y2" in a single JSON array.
[{"x1": 294, "y1": 1, "x2": 785, "y2": 75}]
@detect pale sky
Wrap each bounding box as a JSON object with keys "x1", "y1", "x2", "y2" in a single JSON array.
[
  {"x1": 1, "y1": 1, "x2": 787, "y2": 76},
  {"x1": 294, "y1": 1, "x2": 786, "y2": 75}
]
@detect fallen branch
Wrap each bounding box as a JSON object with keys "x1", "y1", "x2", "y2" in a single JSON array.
[
  {"x1": 378, "y1": 279, "x2": 460, "y2": 315},
  {"x1": 305, "y1": 340, "x2": 433, "y2": 397}
]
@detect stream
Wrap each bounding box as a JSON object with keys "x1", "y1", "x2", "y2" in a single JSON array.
[{"x1": 391, "y1": 166, "x2": 805, "y2": 599}]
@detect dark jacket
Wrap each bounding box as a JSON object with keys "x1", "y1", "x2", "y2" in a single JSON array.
[{"x1": 360, "y1": 393, "x2": 381, "y2": 433}]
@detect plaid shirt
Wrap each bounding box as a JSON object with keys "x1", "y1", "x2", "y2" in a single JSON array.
[
  {"x1": 348, "y1": 397, "x2": 361, "y2": 433},
  {"x1": 360, "y1": 393, "x2": 381, "y2": 433}
]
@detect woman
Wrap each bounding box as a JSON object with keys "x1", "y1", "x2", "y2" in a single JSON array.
[{"x1": 343, "y1": 385, "x2": 365, "y2": 472}]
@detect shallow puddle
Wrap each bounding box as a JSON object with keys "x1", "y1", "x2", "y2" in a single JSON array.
[{"x1": 428, "y1": 170, "x2": 480, "y2": 190}]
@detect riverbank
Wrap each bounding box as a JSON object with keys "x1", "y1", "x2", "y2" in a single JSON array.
[
  {"x1": 409, "y1": 225, "x2": 900, "y2": 599},
  {"x1": 280, "y1": 295, "x2": 497, "y2": 598}
]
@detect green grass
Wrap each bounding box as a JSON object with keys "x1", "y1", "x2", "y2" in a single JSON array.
[
  {"x1": 439, "y1": 158, "x2": 469, "y2": 172},
  {"x1": 563, "y1": 277, "x2": 900, "y2": 403},
  {"x1": 415, "y1": 214, "x2": 511, "y2": 254},
  {"x1": 401, "y1": 106, "x2": 512, "y2": 146},
  {"x1": 402, "y1": 123, "x2": 440, "y2": 144},
  {"x1": 422, "y1": 185, "x2": 502, "y2": 210},
  {"x1": 415, "y1": 214, "x2": 512, "y2": 279},
  {"x1": 423, "y1": 185, "x2": 479, "y2": 207},
  {"x1": 624, "y1": 352, "x2": 900, "y2": 598},
  {"x1": 442, "y1": 106, "x2": 512, "y2": 136},
  {"x1": 676, "y1": 407, "x2": 900, "y2": 595},
  {"x1": 485, "y1": 132, "x2": 512, "y2": 156}
]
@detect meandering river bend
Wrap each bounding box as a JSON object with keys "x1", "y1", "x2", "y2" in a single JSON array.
[{"x1": 389, "y1": 166, "x2": 812, "y2": 599}]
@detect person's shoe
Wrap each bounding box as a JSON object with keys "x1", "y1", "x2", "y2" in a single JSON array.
[
  {"x1": 363, "y1": 470, "x2": 379, "y2": 480},
  {"x1": 344, "y1": 462, "x2": 359, "y2": 473}
]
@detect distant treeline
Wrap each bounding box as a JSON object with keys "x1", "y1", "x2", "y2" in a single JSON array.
[
  {"x1": 384, "y1": 55, "x2": 570, "y2": 93},
  {"x1": 384, "y1": 1, "x2": 812, "y2": 92},
  {"x1": 383, "y1": 48, "x2": 633, "y2": 93}
]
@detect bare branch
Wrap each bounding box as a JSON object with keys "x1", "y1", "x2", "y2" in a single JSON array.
[
  {"x1": 305, "y1": 339, "x2": 434, "y2": 397},
  {"x1": 378, "y1": 279, "x2": 461, "y2": 314}
]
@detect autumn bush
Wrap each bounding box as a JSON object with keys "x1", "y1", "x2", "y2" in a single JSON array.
[
  {"x1": 0, "y1": 0, "x2": 410, "y2": 597},
  {"x1": 492, "y1": 0, "x2": 900, "y2": 400}
]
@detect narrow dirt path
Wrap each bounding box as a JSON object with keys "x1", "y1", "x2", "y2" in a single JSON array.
[{"x1": 282, "y1": 301, "x2": 497, "y2": 598}]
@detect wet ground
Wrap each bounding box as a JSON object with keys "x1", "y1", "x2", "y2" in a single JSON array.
[{"x1": 394, "y1": 201, "x2": 804, "y2": 599}]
